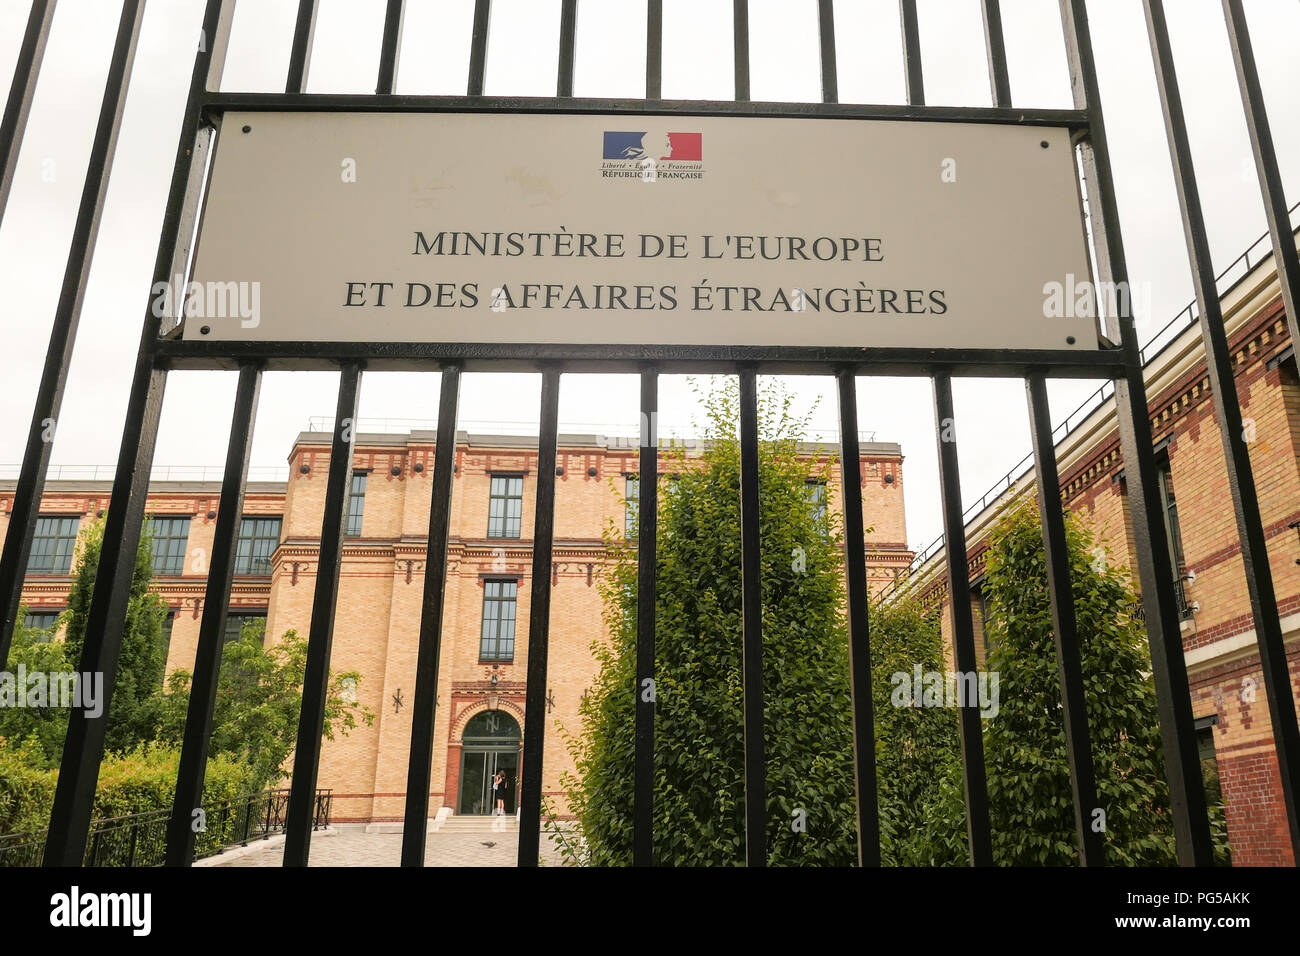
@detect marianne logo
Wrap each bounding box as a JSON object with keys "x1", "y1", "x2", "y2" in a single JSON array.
[{"x1": 601, "y1": 129, "x2": 704, "y2": 182}]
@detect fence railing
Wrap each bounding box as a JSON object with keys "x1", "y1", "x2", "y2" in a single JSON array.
[{"x1": 0, "y1": 788, "x2": 331, "y2": 867}]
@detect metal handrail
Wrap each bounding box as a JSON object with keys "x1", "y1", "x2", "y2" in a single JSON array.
[{"x1": 0, "y1": 787, "x2": 332, "y2": 867}]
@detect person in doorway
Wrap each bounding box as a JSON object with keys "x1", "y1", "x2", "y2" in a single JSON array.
[{"x1": 493, "y1": 770, "x2": 506, "y2": 815}]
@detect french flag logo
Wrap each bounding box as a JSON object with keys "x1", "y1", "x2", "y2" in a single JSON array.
[{"x1": 603, "y1": 131, "x2": 702, "y2": 161}]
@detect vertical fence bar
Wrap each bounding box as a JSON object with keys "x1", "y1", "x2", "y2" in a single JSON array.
[
  {"x1": 283, "y1": 363, "x2": 364, "y2": 866},
  {"x1": 1058, "y1": 0, "x2": 1213, "y2": 865},
  {"x1": 557, "y1": 0, "x2": 578, "y2": 97},
  {"x1": 43, "y1": 0, "x2": 236, "y2": 868},
  {"x1": 1222, "y1": 0, "x2": 1300, "y2": 356},
  {"x1": 518, "y1": 367, "x2": 561, "y2": 867},
  {"x1": 165, "y1": 363, "x2": 262, "y2": 867},
  {"x1": 633, "y1": 367, "x2": 658, "y2": 866},
  {"x1": 1026, "y1": 373, "x2": 1105, "y2": 866},
  {"x1": 286, "y1": 0, "x2": 320, "y2": 94},
  {"x1": 931, "y1": 372, "x2": 993, "y2": 866},
  {"x1": 646, "y1": 0, "x2": 663, "y2": 99},
  {"x1": 836, "y1": 371, "x2": 881, "y2": 866},
  {"x1": 1143, "y1": 0, "x2": 1300, "y2": 858},
  {"x1": 738, "y1": 365, "x2": 767, "y2": 866},
  {"x1": 0, "y1": 0, "x2": 144, "y2": 668},
  {"x1": 733, "y1": 0, "x2": 750, "y2": 102},
  {"x1": 468, "y1": 0, "x2": 492, "y2": 96},
  {"x1": 980, "y1": 0, "x2": 1011, "y2": 108},
  {"x1": 899, "y1": 0, "x2": 924, "y2": 106},
  {"x1": 816, "y1": 0, "x2": 838, "y2": 104},
  {"x1": 401, "y1": 365, "x2": 462, "y2": 867},
  {"x1": 0, "y1": 0, "x2": 56, "y2": 221},
  {"x1": 376, "y1": 0, "x2": 406, "y2": 95}
]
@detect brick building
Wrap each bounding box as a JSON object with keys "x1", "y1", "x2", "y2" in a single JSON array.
[
  {"x1": 3, "y1": 432, "x2": 910, "y2": 825},
  {"x1": 897, "y1": 233, "x2": 1300, "y2": 866}
]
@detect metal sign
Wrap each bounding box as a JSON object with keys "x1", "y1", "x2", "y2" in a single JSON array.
[{"x1": 188, "y1": 111, "x2": 1097, "y2": 350}]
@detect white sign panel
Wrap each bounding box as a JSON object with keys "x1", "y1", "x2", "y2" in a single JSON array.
[{"x1": 186, "y1": 111, "x2": 1098, "y2": 350}]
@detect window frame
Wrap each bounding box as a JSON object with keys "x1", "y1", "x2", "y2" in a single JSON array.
[
  {"x1": 346, "y1": 471, "x2": 368, "y2": 537},
  {"x1": 27, "y1": 515, "x2": 81, "y2": 574},
  {"x1": 1153, "y1": 452, "x2": 1192, "y2": 620},
  {"x1": 487, "y1": 473, "x2": 524, "y2": 539},
  {"x1": 233, "y1": 516, "x2": 282, "y2": 576},
  {"x1": 625, "y1": 474, "x2": 639, "y2": 539},
  {"x1": 22, "y1": 609, "x2": 61, "y2": 641},
  {"x1": 148, "y1": 515, "x2": 192, "y2": 576},
  {"x1": 223, "y1": 610, "x2": 268, "y2": 646},
  {"x1": 804, "y1": 478, "x2": 828, "y2": 526},
  {"x1": 479, "y1": 577, "x2": 518, "y2": 662}
]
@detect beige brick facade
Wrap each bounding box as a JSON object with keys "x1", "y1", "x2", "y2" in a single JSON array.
[{"x1": 4, "y1": 433, "x2": 909, "y2": 825}]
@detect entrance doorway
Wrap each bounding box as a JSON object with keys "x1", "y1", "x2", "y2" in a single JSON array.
[{"x1": 457, "y1": 710, "x2": 521, "y2": 815}]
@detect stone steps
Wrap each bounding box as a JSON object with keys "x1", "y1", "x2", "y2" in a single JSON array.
[{"x1": 437, "y1": 815, "x2": 519, "y2": 832}]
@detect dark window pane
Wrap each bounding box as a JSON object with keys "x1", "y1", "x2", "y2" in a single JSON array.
[
  {"x1": 347, "y1": 472, "x2": 367, "y2": 537},
  {"x1": 488, "y1": 474, "x2": 524, "y2": 539},
  {"x1": 480, "y1": 578, "x2": 518, "y2": 661},
  {"x1": 805, "y1": 480, "x2": 827, "y2": 525},
  {"x1": 27, "y1": 516, "x2": 81, "y2": 574},
  {"x1": 149, "y1": 516, "x2": 192, "y2": 575},
  {"x1": 1155, "y1": 459, "x2": 1191, "y2": 619},
  {"x1": 234, "y1": 517, "x2": 282, "y2": 575},
  {"x1": 625, "y1": 475, "x2": 639, "y2": 538},
  {"x1": 223, "y1": 612, "x2": 267, "y2": 645},
  {"x1": 23, "y1": 610, "x2": 60, "y2": 641}
]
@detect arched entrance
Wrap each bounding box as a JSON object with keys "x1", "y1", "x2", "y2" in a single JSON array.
[{"x1": 456, "y1": 710, "x2": 521, "y2": 815}]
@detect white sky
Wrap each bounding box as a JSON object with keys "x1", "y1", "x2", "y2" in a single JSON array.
[{"x1": 0, "y1": 0, "x2": 1297, "y2": 554}]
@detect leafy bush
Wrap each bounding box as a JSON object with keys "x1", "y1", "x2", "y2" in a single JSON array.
[
  {"x1": 0, "y1": 738, "x2": 255, "y2": 843},
  {"x1": 1, "y1": 608, "x2": 74, "y2": 767}
]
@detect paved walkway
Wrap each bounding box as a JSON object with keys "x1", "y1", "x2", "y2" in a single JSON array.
[{"x1": 202, "y1": 826, "x2": 570, "y2": 867}]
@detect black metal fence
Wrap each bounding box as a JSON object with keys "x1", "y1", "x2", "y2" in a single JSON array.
[
  {"x1": 0, "y1": 0, "x2": 1296, "y2": 868},
  {"x1": 0, "y1": 789, "x2": 332, "y2": 868}
]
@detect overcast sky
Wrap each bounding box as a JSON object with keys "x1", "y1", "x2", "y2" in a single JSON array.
[{"x1": 0, "y1": 0, "x2": 1297, "y2": 553}]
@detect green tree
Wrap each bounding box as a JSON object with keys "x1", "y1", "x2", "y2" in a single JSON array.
[
  {"x1": 557, "y1": 379, "x2": 858, "y2": 866},
  {"x1": 154, "y1": 619, "x2": 374, "y2": 790},
  {"x1": 63, "y1": 518, "x2": 169, "y2": 754},
  {"x1": 967, "y1": 497, "x2": 1227, "y2": 865}
]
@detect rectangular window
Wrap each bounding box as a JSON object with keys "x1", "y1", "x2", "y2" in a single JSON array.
[
  {"x1": 346, "y1": 472, "x2": 367, "y2": 537},
  {"x1": 23, "y1": 610, "x2": 59, "y2": 642},
  {"x1": 1196, "y1": 716, "x2": 1223, "y2": 808},
  {"x1": 27, "y1": 515, "x2": 80, "y2": 574},
  {"x1": 161, "y1": 611, "x2": 175, "y2": 676},
  {"x1": 805, "y1": 479, "x2": 828, "y2": 525},
  {"x1": 1154, "y1": 457, "x2": 1192, "y2": 620},
  {"x1": 480, "y1": 579, "x2": 518, "y2": 661},
  {"x1": 487, "y1": 475, "x2": 524, "y2": 539},
  {"x1": 625, "y1": 475, "x2": 639, "y2": 539},
  {"x1": 234, "y1": 517, "x2": 282, "y2": 576},
  {"x1": 149, "y1": 516, "x2": 191, "y2": 575},
  {"x1": 223, "y1": 611, "x2": 267, "y2": 645}
]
